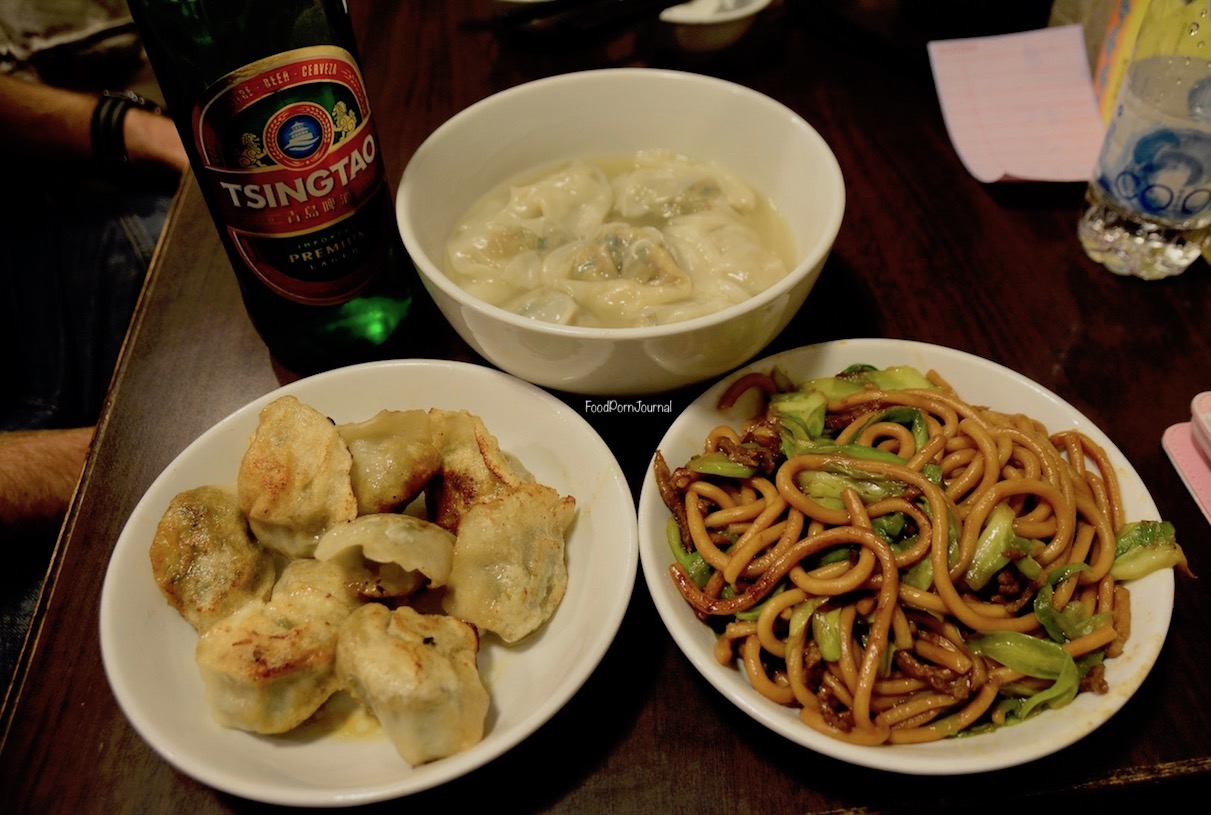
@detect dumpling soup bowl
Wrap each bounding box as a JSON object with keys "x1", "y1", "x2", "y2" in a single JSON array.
[{"x1": 396, "y1": 68, "x2": 844, "y2": 395}]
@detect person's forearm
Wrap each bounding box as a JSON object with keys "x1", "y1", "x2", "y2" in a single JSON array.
[
  {"x1": 0, "y1": 74, "x2": 95, "y2": 160},
  {"x1": 123, "y1": 106, "x2": 189, "y2": 172},
  {"x1": 0, "y1": 427, "x2": 93, "y2": 527},
  {"x1": 0, "y1": 74, "x2": 187, "y2": 173}
]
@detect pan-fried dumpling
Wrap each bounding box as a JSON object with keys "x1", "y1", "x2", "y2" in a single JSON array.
[
  {"x1": 315, "y1": 513, "x2": 456, "y2": 601},
  {"x1": 149, "y1": 485, "x2": 275, "y2": 632},
  {"x1": 337, "y1": 409, "x2": 440, "y2": 515},
  {"x1": 442, "y1": 482, "x2": 575, "y2": 643},
  {"x1": 237, "y1": 395, "x2": 357, "y2": 559},
  {"x1": 426, "y1": 408, "x2": 534, "y2": 533},
  {"x1": 336, "y1": 603, "x2": 488, "y2": 766},
  {"x1": 193, "y1": 559, "x2": 361, "y2": 734},
  {"x1": 268, "y1": 557, "x2": 364, "y2": 626},
  {"x1": 195, "y1": 601, "x2": 341, "y2": 734}
]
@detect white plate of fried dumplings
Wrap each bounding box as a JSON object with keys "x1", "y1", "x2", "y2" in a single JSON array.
[
  {"x1": 639, "y1": 339, "x2": 1178, "y2": 774},
  {"x1": 100, "y1": 359, "x2": 638, "y2": 806}
]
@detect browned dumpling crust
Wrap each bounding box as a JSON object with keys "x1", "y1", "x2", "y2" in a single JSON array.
[
  {"x1": 338, "y1": 409, "x2": 440, "y2": 515},
  {"x1": 195, "y1": 601, "x2": 344, "y2": 734},
  {"x1": 336, "y1": 603, "x2": 488, "y2": 766},
  {"x1": 442, "y1": 482, "x2": 575, "y2": 643},
  {"x1": 425, "y1": 408, "x2": 534, "y2": 533},
  {"x1": 237, "y1": 395, "x2": 358, "y2": 558},
  {"x1": 194, "y1": 559, "x2": 363, "y2": 735},
  {"x1": 149, "y1": 485, "x2": 275, "y2": 632}
]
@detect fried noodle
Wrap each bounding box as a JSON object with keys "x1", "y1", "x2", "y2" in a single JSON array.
[{"x1": 655, "y1": 367, "x2": 1172, "y2": 745}]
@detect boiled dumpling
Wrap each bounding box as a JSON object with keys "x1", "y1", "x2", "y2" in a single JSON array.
[
  {"x1": 442, "y1": 482, "x2": 575, "y2": 643},
  {"x1": 337, "y1": 603, "x2": 489, "y2": 766},
  {"x1": 663, "y1": 207, "x2": 787, "y2": 297},
  {"x1": 237, "y1": 395, "x2": 358, "y2": 559},
  {"x1": 544, "y1": 222, "x2": 695, "y2": 326},
  {"x1": 501, "y1": 287, "x2": 580, "y2": 324},
  {"x1": 149, "y1": 485, "x2": 274, "y2": 632},
  {"x1": 542, "y1": 223, "x2": 690, "y2": 287},
  {"x1": 537, "y1": 222, "x2": 692, "y2": 326},
  {"x1": 338, "y1": 409, "x2": 440, "y2": 515},
  {"x1": 445, "y1": 159, "x2": 613, "y2": 285},
  {"x1": 611, "y1": 149, "x2": 756, "y2": 219},
  {"x1": 445, "y1": 221, "x2": 544, "y2": 280},
  {"x1": 315, "y1": 513, "x2": 456, "y2": 601},
  {"x1": 494, "y1": 159, "x2": 613, "y2": 240}
]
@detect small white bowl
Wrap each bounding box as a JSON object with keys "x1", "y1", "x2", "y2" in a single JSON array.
[
  {"x1": 397, "y1": 67, "x2": 844, "y2": 395},
  {"x1": 659, "y1": 0, "x2": 773, "y2": 53}
]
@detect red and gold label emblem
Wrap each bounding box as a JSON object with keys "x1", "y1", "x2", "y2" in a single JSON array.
[{"x1": 192, "y1": 46, "x2": 387, "y2": 304}]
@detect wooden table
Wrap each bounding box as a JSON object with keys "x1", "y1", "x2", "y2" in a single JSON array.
[{"x1": 4, "y1": 1, "x2": 1210, "y2": 811}]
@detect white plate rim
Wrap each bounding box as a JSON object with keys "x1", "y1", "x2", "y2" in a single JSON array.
[
  {"x1": 638, "y1": 338, "x2": 1175, "y2": 774},
  {"x1": 99, "y1": 358, "x2": 638, "y2": 805}
]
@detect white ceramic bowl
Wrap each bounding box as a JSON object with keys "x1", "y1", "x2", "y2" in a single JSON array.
[
  {"x1": 659, "y1": 0, "x2": 773, "y2": 53},
  {"x1": 396, "y1": 68, "x2": 844, "y2": 396}
]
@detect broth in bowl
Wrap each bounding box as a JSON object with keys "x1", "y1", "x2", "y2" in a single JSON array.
[{"x1": 444, "y1": 149, "x2": 794, "y2": 328}]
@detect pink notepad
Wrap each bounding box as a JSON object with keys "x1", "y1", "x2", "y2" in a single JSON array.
[{"x1": 927, "y1": 25, "x2": 1105, "y2": 183}]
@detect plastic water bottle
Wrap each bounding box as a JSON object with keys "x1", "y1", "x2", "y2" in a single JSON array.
[{"x1": 1079, "y1": 0, "x2": 1211, "y2": 280}]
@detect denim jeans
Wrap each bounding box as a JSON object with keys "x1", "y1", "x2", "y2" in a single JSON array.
[
  {"x1": 1, "y1": 186, "x2": 171, "y2": 431},
  {"x1": 0, "y1": 184, "x2": 171, "y2": 684}
]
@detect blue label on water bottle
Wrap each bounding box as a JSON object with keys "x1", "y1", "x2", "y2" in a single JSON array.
[
  {"x1": 1096, "y1": 127, "x2": 1211, "y2": 223},
  {"x1": 1096, "y1": 66, "x2": 1211, "y2": 228}
]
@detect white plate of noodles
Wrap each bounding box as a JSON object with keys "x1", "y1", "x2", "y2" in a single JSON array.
[
  {"x1": 100, "y1": 359, "x2": 638, "y2": 806},
  {"x1": 638, "y1": 338, "x2": 1175, "y2": 774}
]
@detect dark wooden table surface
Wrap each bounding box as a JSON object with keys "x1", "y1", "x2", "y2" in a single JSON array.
[{"x1": 3, "y1": 1, "x2": 1209, "y2": 812}]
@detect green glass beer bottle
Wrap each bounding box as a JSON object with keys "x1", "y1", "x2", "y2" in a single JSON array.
[{"x1": 126, "y1": 0, "x2": 417, "y2": 374}]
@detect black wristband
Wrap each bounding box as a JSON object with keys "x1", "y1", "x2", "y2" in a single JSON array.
[{"x1": 91, "y1": 90, "x2": 164, "y2": 164}]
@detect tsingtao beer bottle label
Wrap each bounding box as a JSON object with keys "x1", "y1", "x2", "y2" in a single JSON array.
[{"x1": 193, "y1": 46, "x2": 388, "y2": 305}]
